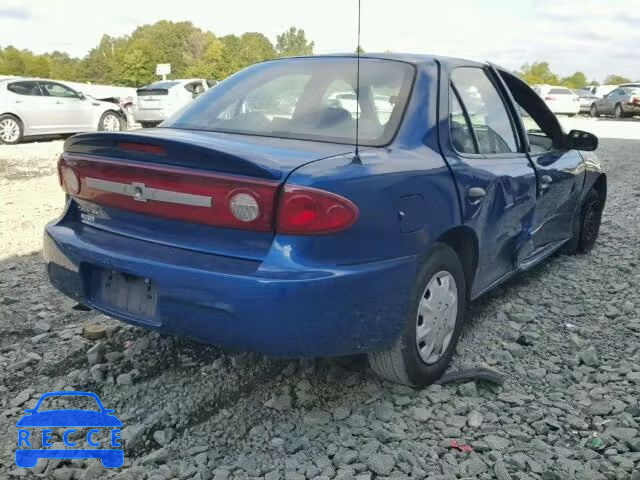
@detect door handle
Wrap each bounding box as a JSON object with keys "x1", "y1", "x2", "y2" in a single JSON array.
[
  {"x1": 56, "y1": 101, "x2": 63, "y2": 104},
  {"x1": 467, "y1": 187, "x2": 487, "y2": 204},
  {"x1": 15, "y1": 100, "x2": 23, "y2": 104},
  {"x1": 540, "y1": 174, "x2": 553, "y2": 190}
]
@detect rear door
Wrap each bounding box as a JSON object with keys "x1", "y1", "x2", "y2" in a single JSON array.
[
  {"x1": 6, "y1": 81, "x2": 52, "y2": 134},
  {"x1": 495, "y1": 69, "x2": 584, "y2": 250},
  {"x1": 441, "y1": 66, "x2": 537, "y2": 296}
]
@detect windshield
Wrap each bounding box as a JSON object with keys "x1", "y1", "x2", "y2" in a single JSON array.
[{"x1": 163, "y1": 57, "x2": 415, "y2": 146}]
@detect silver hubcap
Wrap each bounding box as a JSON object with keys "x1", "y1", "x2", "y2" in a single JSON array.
[
  {"x1": 416, "y1": 271, "x2": 458, "y2": 364},
  {"x1": 0, "y1": 118, "x2": 20, "y2": 143},
  {"x1": 102, "y1": 114, "x2": 121, "y2": 131}
]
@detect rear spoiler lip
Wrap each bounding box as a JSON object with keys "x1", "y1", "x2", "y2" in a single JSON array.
[
  {"x1": 63, "y1": 131, "x2": 283, "y2": 180},
  {"x1": 60, "y1": 152, "x2": 281, "y2": 187}
]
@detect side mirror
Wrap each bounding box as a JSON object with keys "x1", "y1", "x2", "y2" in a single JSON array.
[
  {"x1": 77, "y1": 92, "x2": 85, "y2": 100},
  {"x1": 567, "y1": 129, "x2": 598, "y2": 151}
]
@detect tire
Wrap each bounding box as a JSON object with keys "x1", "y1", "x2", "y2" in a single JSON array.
[
  {"x1": 614, "y1": 104, "x2": 626, "y2": 119},
  {"x1": 99, "y1": 111, "x2": 124, "y2": 132},
  {"x1": 368, "y1": 243, "x2": 467, "y2": 386},
  {"x1": 590, "y1": 104, "x2": 599, "y2": 118},
  {"x1": 563, "y1": 189, "x2": 604, "y2": 255},
  {"x1": 0, "y1": 114, "x2": 23, "y2": 144}
]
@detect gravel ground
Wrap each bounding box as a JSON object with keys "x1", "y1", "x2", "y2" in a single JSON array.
[{"x1": 0, "y1": 137, "x2": 639, "y2": 480}]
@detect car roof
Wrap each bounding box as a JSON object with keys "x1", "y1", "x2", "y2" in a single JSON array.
[{"x1": 273, "y1": 52, "x2": 488, "y2": 69}]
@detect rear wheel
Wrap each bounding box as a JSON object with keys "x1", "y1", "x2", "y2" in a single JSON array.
[
  {"x1": 563, "y1": 189, "x2": 604, "y2": 254},
  {"x1": 368, "y1": 243, "x2": 466, "y2": 386},
  {"x1": 0, "y1": 114, "x2": 23, "y2": 144},
  {"x1": 614, "y1": 104, "x2": 626, "y2": 119},
  {"x1": 590, "y1": 104, "x2": 599, "y2": 117},
  {"x1": 99, "y1": 111, "x2": 124, "y2": 132}
]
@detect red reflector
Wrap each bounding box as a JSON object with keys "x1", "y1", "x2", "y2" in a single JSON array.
[
  {"x1": 277, "y1": 185, "x2": 358, "y2": 235},
  {"x1": 117, "y1": 142, "x2": 166, "y2": 155}
]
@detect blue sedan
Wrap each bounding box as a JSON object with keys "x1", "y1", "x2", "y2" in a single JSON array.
[{"x1": 44, "y1": 54, "x2": 605, "y2": 386}]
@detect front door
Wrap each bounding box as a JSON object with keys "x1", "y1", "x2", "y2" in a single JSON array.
[
  {"x1": 440, "y1": 66, "x2": 537, "y2": 297},
  {"x1": 495, "y1": 69, "x2": 585, "y2": 250},
  {"x1": 39, "y1": 81, "x2": 93, "y2": 132}
]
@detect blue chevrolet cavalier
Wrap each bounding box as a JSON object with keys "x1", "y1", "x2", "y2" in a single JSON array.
[{"x1": 44, "y1": 54, "x2": 605, "y2": 385}]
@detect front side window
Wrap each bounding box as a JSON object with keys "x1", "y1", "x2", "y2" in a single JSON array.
[
  {"x1": 7, "y1": 81, "x2": 42, "y2": 96},
  {"x1": 164, "y1": 58, "x2": 415, "y2": 146},
  {"x1": 451, "y1": 67, "x2": 517, "y2": 154},
  {"x1": 40, "y1": 82, "x2": 79, "y2": 98}
]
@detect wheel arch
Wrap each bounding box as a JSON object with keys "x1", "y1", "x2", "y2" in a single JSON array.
[
  {"x1": 592, "y1": 173, "x2": 607, "y2": 202},
  {"x1": 435, "y1": 225, "x2": 479, "y2": 299}
]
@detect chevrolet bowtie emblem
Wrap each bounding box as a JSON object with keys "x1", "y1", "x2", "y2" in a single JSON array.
[{"x1": 85, "y1": 178, "x2": 212, "y2": 207}]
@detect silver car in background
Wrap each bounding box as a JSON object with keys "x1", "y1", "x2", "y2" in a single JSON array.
[
  {"x1": 590, "y1": 86, "x2": 640, "y2": 118},
  {"x1": 133, "y1": 79, "x2": 210, "y2": 128},
  {"x1": 0, "y1": 78, "x2": 125, "y2": 144}
]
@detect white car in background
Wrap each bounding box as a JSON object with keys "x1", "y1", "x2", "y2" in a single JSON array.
[
  {"x1": 0, "y1": 78, "x2": 125, "y2": 144},
  {"x1": 532, "y1": 85, "x2": 580, "y2": 116},
  {"x1": 133, "y1": 79, "x2": 211, "y2": 128}
]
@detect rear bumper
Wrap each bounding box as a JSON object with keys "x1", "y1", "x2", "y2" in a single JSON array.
[
  {"x1": 132, "y1": 109, "x2": 167, "y2": 123},
  {"x1": 44, "y1": 221, "x2": 415, "y2": 357}
]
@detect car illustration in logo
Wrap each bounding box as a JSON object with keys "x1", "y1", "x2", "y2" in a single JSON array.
[{"x1": 15, "y1": 391, "x2": 123, "y2": 468}]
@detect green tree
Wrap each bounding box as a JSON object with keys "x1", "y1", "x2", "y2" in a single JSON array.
[
  {"x1": 120, "y1": 49, "x2": 153, "y2": 87},
  {"x1": 603, "y1": 74, "x2": 631, "y2": 85},
  {"x1": 276, "y1": 27, "x2": 314, "y2": 57},
  {"x1": 0, "y1": 46, "x2": 27, "y2": 75},
  {"x1": 561, "y1": 71, "x2": 587, "y2": 89},
  {"x1": 519, "y1": 62, "x2": 559, "y2": 85}
]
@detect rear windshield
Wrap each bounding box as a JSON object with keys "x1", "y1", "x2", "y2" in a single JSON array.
[
  {"x1": 163, "y1": 58, "x2": 415, "y2": 146},
  {"x1": 549, "y1": 88, "x2": 573, "y2": 94},
  {"x1": 143, "y1": 81, "x2": 179, "y2": 90}
]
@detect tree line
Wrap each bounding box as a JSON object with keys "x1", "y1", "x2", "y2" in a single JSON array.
[
  {"x1": 0, "y1": 22, "x2": 314, "y2": 87},
  {"x1": 0, "y1": 22, "x2": 634, "y2": 89},
  {"x1": 520, "y1": 62, "x2": 633, "y2": 89}
]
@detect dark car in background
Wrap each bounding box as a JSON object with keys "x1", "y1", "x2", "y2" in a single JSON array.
[
  {"x1": 590, "y1": 86, "x2": 640, "y2": 118},
  {"x1": 575, "y1": 89, "x2": 599, "y2": 114}
]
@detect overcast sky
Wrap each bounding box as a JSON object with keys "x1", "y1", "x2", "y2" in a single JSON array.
[{"x1": 0, "y1": 0, "x2": 638, "y2": 82}]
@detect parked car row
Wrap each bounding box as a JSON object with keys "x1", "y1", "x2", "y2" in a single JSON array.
[
  {"x1": 531, "y1": 82, "x2": 640, "y2": 119},
  {"x1": 133, "y1": 78, "x2": 214, "y2": 128},
  {"x1": 0, "y1": 77, "x2": 216, "y2": 144},
  {"x1": 0, "y1": 78, "x2": 126, "y2": 144}
]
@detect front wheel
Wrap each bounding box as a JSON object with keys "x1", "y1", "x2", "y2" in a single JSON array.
[
  {"x1": 368, "y1": 243, "x2": 466, "y2": 386},
  {"x1": 0, "y1": 114, "x2": 23, "y2": 144},
  {"x1": 99, "y1": 111, "x2": 124, "y2": 132},
  {"x1": 563, "y1": 189, "x2": 604, "y2": 255},
  {"x1": 614, "y1": 104, "x2": 626, "y2": 119}
]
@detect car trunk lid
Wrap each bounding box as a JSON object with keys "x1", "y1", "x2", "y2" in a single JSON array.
[{"x1": 61, "y1": 129, "x2": 350, "y2": 260}]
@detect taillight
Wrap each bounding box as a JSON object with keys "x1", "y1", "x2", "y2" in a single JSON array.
[
  {"x1": 277, "y1": 185, "x2": 358, "y2": 235},
  {"x1": 631, "y1": 96, "x2": 640, "y2": 106},
  {"x1": 58, "y1": 159, "x2": 80, "y2": 194}
]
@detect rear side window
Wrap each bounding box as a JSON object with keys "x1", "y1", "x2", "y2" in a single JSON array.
[
  {"x1": 40, "y1": 82, "x2": 79, "y2": 98},
  {"x1": 449, "y1": 89, "x2": 476, "y2": 154},
  {"x1": 549, "y1": 88, "x2": 573, "y2": 95},
  {"x1": 451, "y1": 67, "x2": 517, "y2": 154},
  {"x1": 7, "y1": 81, "x2": 42, "y2": 96}
]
